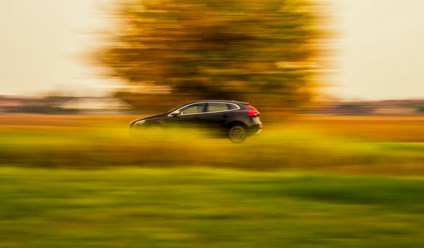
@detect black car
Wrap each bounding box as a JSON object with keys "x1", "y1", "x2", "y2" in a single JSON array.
[{"x1": 130, "y1": 100, "x2": 262, "y2": 143}]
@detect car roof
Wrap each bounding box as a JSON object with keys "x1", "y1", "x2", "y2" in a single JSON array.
[
  {"x1": 166, "y1": 100, "x2": 250, "y2": 113},
  {"x1": 187, "y1": 100, "x2": 248, "y2": 105}
]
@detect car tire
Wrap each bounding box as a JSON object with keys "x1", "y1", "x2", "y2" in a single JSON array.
[{"x1": 228, "y1": 125, "x2": 247, "y2": 143}]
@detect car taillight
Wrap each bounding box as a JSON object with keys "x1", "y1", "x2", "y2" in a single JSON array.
[{"x1": 246, "y1": 105, "x2": 259, "y2": 117}]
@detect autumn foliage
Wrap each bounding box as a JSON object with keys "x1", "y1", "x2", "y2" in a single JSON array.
[{"x1": 97, "y1": 0, "x2": 330, "y2": 111}]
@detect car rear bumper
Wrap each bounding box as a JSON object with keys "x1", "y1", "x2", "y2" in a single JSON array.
[{"x1": 247, "y1": 124, "x2": 262, "y2": 136}]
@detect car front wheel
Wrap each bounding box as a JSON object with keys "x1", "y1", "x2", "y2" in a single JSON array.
[{"x1": 228, "y1": 125, "x2": 247, "y2": 143}]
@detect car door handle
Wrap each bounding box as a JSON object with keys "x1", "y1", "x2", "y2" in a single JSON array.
[{"x1": 223, "y1": 114, "x2": 229, "y2": 118}]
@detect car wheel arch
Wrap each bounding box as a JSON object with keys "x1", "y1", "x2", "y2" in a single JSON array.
[{"x1": 226, "y1": 121, "x2": 247, "y2": 130}]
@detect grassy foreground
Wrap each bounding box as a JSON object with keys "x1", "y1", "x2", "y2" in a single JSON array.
[
  {"x1": 0, "y1": 115, "x2": 423, "y2": 247},
  {"x1": 1, "y1": 167, "x2": 423, "y2": 248}
]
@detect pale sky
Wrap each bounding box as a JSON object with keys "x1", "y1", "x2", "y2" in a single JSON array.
[
  {"x1": 0, "y1": 0, "x2": 423, "y2": 100},
  {"x1": 333, "y1": 0, "x2": 424, "y2": 100},
  {"x1": 0, "y1": 0, "x2": 113, "y2": 96}
]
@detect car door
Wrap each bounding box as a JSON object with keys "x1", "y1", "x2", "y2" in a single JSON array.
[
  {"x1": 201, "y1": 102, "x2": 234, "y2": 131},
  {"x1": 167, "y1": 103, "x2": 206, "y2": 129}
]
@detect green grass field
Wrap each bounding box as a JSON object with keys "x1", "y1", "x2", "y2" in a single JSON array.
[
  {"x1": 0, "y1": 115, "x2": 423, "y2": 247},
  {"x1": 1, "y1": 168, "x2": 423, "y2": 247}
]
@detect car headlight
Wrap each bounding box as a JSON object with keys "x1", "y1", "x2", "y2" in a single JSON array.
[
  {"x1": 135, "y1": 120, "x2": 146, "y2": 126},
  {"x1": 130, "y1": 119, "x2": 146, "y2": 128}
]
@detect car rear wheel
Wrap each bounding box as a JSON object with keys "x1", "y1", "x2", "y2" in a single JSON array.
[{"x1": 228, "y1": 125, "x2": 247, "y2": 143}]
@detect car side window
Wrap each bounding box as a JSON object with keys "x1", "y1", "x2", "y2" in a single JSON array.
[
  {"x1": 226, "y1": 103, "x2": 239, "y2": 110},
  {"x1": 180, "y1": 103, "x2": 205, "y2": 115},
  {"x1": 207, "y1": 103, "x2": 229, "y2": 112}
]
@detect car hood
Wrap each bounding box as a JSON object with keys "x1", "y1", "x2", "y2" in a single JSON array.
[{"x1": 129, "y1": 113, "x2": 168, "y2": 126}]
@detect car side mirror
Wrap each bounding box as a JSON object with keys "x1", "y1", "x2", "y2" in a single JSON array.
[{"x1": 170, "y1": 110, "x2": 181, "y2": 117}]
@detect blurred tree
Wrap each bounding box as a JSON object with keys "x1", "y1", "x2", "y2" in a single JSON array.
[{"x1": 97, "y1": 0, "x2": 330, "y2": 111}]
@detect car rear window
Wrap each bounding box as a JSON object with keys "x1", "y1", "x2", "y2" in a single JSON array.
[
  {"x1": 207, "y1": 102, "x2": 239, "y2": 112},
  {"x1": 227, "y1": 103, "x2": 239, "y2": 110},
  {"x1": 208, "y1": 103, "x2": 229, "y2": 112}
]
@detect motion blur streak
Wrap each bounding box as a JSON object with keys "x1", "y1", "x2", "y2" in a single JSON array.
[
  {"x1": 1, "y1": 0, "x2": 423, "y2": 246},
  {"x1": 1, "y1": 115, "x2": 424, "y2": 246},
  {"x1": 1, "y1": 167, "x2": 423, "y2": 247},
  {"x1": 1, "y1": 115, "x2": 423, "y2": 174},
  {"x1": 95, "y1": 0, "x2": 332, "y2": 113}
]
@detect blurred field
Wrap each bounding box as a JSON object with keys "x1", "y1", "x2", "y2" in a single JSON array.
[
  {"x1": 295, "y1": 115, "x2": 424, "y2": 142},
  {"x1": 0, "y1": 114, "x2": 423, "y2": 175},
  {"x1": 0, "y1": 168, "x2": 423, "y2": 247},
  {"x1": 0, "y1": 114, "x2": 423, "y2": 247}
]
